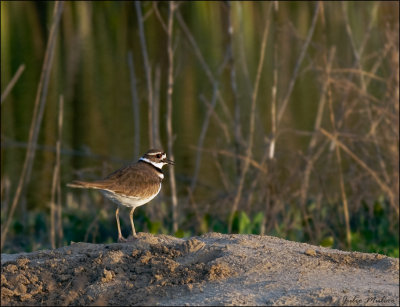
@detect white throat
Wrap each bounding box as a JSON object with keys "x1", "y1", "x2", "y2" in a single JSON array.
[{"x1": 139, "y1": 157, "x2": 165, "y2": 170}]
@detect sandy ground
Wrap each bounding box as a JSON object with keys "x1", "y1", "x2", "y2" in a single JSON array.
[{"x1": 1, "y1": 232, "x2": 399, "y2": 306}]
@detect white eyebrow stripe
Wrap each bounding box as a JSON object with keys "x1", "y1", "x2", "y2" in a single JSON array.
[{"x1": 147, "y1": 152, "x2": 164, "y2": 156}]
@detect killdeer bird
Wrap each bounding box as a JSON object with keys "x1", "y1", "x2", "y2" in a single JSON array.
[{"x1": 67, "y1": 149, "x2": 174, "y2": 242}]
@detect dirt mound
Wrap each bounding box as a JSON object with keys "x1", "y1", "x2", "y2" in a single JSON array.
[{"x1": 1, "y1": 233, "x2": 399, "y2": 306}]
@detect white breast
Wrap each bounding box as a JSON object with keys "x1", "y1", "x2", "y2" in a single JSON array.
[{"x1": 101, "y1": 184, "x2": 161, "y2": 209}]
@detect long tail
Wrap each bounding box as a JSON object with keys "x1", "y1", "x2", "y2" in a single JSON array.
[
  {"x1": 66, "y1": 180, "x2": 113, "y2": 190},
  {"x1": 67, "y1": 180, "x2": 100, "y2": 189}
]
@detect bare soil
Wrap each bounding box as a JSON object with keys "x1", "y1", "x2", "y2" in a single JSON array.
[{"x1": 1, "y1": 233, "x2": 399, "y2": 306}]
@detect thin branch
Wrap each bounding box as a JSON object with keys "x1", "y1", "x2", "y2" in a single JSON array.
[
  {"x1": 329, "y1": 68, "x2": 386, "y2": 82},
  {"x1": 56, "y1": 171, "x2": 63, "y2": 247},
  {"x1": 236, "y1": 2, "x2": 253, "y2": 96},
  {"x1": 326, "y1": 85, "x2": 351, "y2": 248},
  {"x1": 192, "y1": 147, "x2": 267, "y2": 174},
  {"x1": 321, "y1": 128, "x2": 398, "y2": 217},
  {"x1": 269, "y1": 42, "x2": 278, "y2": 159},
  {"x1": 135, "y1": 1, "x2": 154, "y2": 148},
  {"x1": 177, "y1": 10, "x2": 240, "y2": 159},
  {"x1": 267, "y1": 1, "x2": 280, "y2": 161},
  {"x1": 189, "y1": 82, "x2": 219, "y2": 195},
  {"x1": 56, "y1": 95, "x2": 64, "y2": 247},
  {"x1": 199, "y1": 94, "x2": 230, "y2": 143},
  {"x1": 50, "y1": 95, "x2": 64, "y2": 249},
  {"x1": 166, "y1": 1, "x2": 178, "y2": 233},
  {"x1": 128, "y1": 51, "x2": 140, "y2": 159},
  {"x1": 212, "y1": 151, "x2": 230, "y2": 192},
  {"x1": 226, "y1": 2, "x2": 242, "y2": 176},
  {"x1": 153, "y1": 65, "x2": 162, "y2": 149},
  {"x1": 1, "y1": 64, "x2": 25, "y2": 104},
  {"x1": 309, "y1": 47, "x2": 336, "y2": 150},
  {"x1": 153, "y1": 2, "x2": 168, "y2": 33},
  {"x1": 277, "y1": 2, "x2": 320, "y2": 123},
  {"x1": 176, "y1": 10, "x2": 216, "y2": 84}
]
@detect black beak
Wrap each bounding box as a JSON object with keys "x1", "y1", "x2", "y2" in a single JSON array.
[{"x1": 163, "y1": 158, "x2": 174, "y2": 165}]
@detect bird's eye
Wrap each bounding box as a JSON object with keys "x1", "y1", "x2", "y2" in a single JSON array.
[{"x1": 156, "y1": 154, "x2": 161, "y2": 158}]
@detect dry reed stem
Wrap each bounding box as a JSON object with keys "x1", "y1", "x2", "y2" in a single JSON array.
[
  {"x1": 321, "y1": 128, "x2": 398, "y2": 217},
  {"x1": 212, "y1": 151, "x2": 230, "y2": 192},
  {"x1": 226, "y1": 2, "x2": 242, "y2": 177},
  {"x1": 49, "y1": 105, "x2": 57, "y2": 248},
  {"x1": 1, "y1": 2, "x2": 64, "y2": 250},
  {"x1": 56, "y1": 171, "x2": 63, "y2": 247},
  {"x1": 244, "y1": 146, "x2": 271, "y2": 212},
  {"x1": 342, "y1": 3, "x2": 364, "y2": 88},
  {"x1": 56, "y1": 95, "x2": 64, "y2": 247},
  {"x1": 193, "y1": 147, "x2": 267, "y2": 173},
  {"x1": 268, "y1": 1, "x2": 279, "y2": 160},
  {"x1": 297, "y1": 47, "x2": 336, "y2": 241},
  {"x1": 217, "y1": 90, "x2": 235, "y2": 127},
  {"x1": 261, "y1": 184, "x2": 271, "y2": 236},
  {"x1": 153, "y1": 65, "x2": 161, "y2": 149},
  {"x1": 186, "y1": 186, "x2": 203, "y2": 232},
  {"x1": 189, "y1": 83, "x2": 219, "y2": 196},
  {"x1": 199, "y1": 95, "x2": 230, "y2": 143},
  {"x1": 277, "y1": 2, "x2": 320, "y2": 124},
  {"x1": 357, "y1": 3, "x2": 379, "y2": 60},
  {"x1": 50, "y1": 95, "x2": 64, "y2": 248},
  {"x1": 166, "y1": 1, "x2": 178, "y2": 233},
  {"x1": 228, "y1": 3, "x2": 272, "y2": 232},
  {"x1": 1, "y1": 176, "x2": 11, "y2": 219},
  {"x1": 342, "y1": 2, "x2": 379, "y2": 91},
  {"x1": 1, "y1": 64, "x2": 25, "y2": 104},
  {"x1": 135, "y1": 1, "x2": 154, "y2": 148},
  {"x1": 153, "y1": 2, "x2": 168, "y2": 33},
  {"x1": 327, "y1": 79, "x2": 351, "y2": 248},
  {"x1": 269, "y1": 42, "x2": 278, "y2": 159},
  {"x1": 128, "y1": 51, "x2": 140, "y2": 159},
  {"x1": 84, "y1": 214, "x2": 100, "y2": 243},
  {"x1": 176, "y1": 11, "x2": 216, "y2": 84},
  {"x1": 309, "y1": 47, "x2": 336, "y2": 150},
  {"x1": 330, "y1": 69, "x2": 386, "y2": 82},
  {"x1": 146, "y1": 64, "x2": 164, "y2": 219},
  {"x1": 236, "y1": 2, "x2": 253, "y2": 95}
]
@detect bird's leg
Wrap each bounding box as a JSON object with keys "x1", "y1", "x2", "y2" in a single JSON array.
[
  {"x1": 129, "y1": 207, "x2": 137, "y2": 237},
  {"x1": 116, "y1": 206, "x2": 126, "y2": 242}
]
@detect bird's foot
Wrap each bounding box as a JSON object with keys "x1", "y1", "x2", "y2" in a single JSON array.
[
  {"x1": 117, "y1": 235, "x2": 127, "y2": 243},
  {"x1": 127, "y1": 234, "x2": 138, "y2": 242}
]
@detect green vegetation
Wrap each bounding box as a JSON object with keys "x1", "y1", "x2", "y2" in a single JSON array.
[{"x1": 3, "y1": 196, "x2": 398, "y2": 257}]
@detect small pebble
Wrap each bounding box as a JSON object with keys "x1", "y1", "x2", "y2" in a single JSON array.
[{"x1": 305, "y1": 249, "x2": 317, "y2": 256}]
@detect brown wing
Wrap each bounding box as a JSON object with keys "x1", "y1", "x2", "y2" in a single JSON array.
[
  {"x1": 68, "y1": 163, "x2": 161, "y2": 199},
  {"x1": 104, "y1": 163, "x2": 162, "y2": 198}
]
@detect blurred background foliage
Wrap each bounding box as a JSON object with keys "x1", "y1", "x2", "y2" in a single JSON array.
[{"x1": 1, "y1": 1, "x2": 399, "y2": 257}]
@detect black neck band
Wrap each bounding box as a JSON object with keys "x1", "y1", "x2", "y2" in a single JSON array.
[{"x1": 139, "y1": 160, "x2": 163, "y2": 174}]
